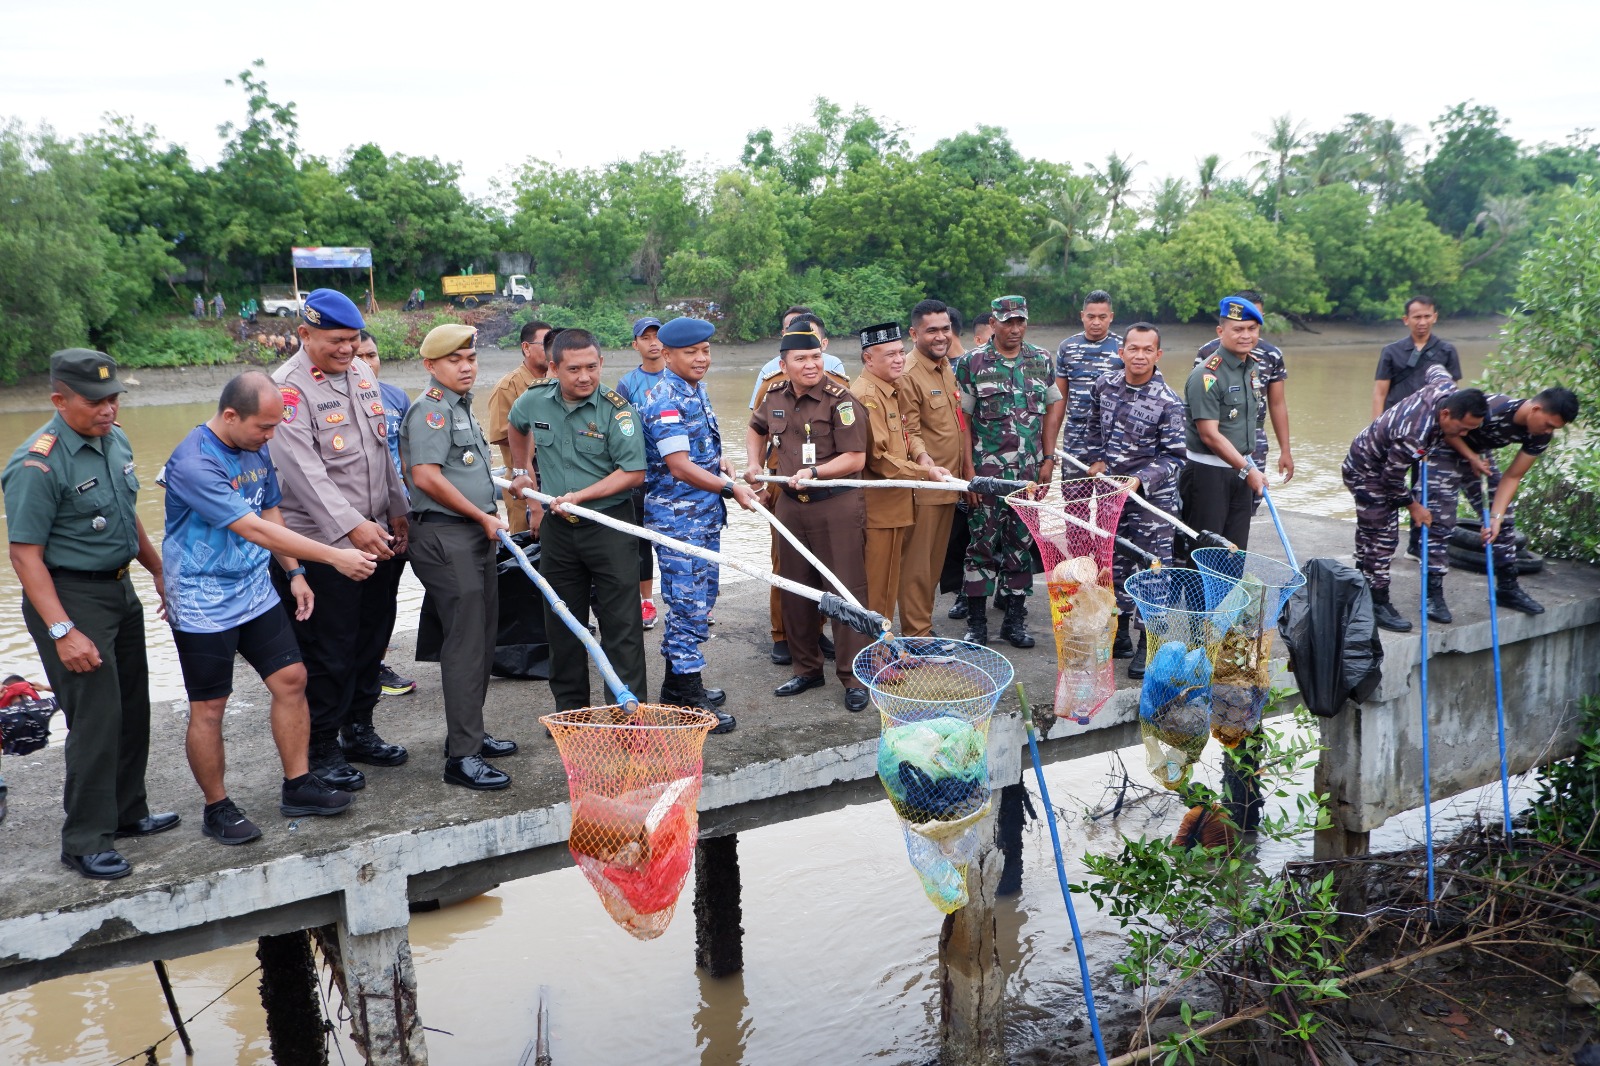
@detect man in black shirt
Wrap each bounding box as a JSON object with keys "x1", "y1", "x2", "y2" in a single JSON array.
[{"x1": 1372, "y1": 296, "x2": 1462, "y2": 416}]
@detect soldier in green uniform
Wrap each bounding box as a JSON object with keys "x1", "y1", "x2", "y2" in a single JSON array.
[
  {"x1": 3, "y1": 350, "x2": 179, "y2": 880},
  {"x1": 401, "y1": 324, "x2": 518, "y2": 791},
  {"x1": 507, "y1": 329, "x2": 649, "y2": 712},
  {"x1": 954, "y1": 295, "x2": 1064, "y2": 648}
]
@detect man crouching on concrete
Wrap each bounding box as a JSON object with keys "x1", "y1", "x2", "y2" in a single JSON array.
[{"x1": 160, "y1": 372, "x2": 376, "y2": 843}]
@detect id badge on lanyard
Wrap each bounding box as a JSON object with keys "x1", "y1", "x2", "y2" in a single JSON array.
[{"x1": 802, "y1": 422, "x2": 817, "y2": 467}]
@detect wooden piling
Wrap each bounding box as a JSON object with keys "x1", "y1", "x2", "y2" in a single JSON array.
[
  {"x1": 694, "y1": 834, "x2": 744, "y2": 977},
  {"x1": 939, "y1": 825, "x2": 1007, "y2": 1066},
  {"x1": 256, "y1": 931, "x2": 328, "y2": 1066}
]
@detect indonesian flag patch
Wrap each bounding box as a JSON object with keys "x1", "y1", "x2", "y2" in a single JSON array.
[{"x1": 659, "y1": 409, "x2": 682, "y2": 424}]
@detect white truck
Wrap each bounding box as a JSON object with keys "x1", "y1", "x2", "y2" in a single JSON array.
[
  {"x1": 502, "y1": 275, "x2": 534, "y2": 304},
  {"x1": 261, "y1": 290, "x2": 310, "y2": 317}
]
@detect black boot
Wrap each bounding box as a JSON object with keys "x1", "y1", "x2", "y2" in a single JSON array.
[
  {"x1": 1406, "y1": 523, "x2": 1421, "y2": 559},
  {"x1": 1128, "y1": 630, "x2": 1148, "y2": 680},
  {"x1": 1495, "y1": 570, "x2": 1545, "y2": 615},
  {"x1": 1112, "y1": 615, "x2": 1133, "y2": 659},
  {"x1": 661, "y1": 668, "x2": 736, "y2": 734},
  {"x1": 1371, "y1": 587, "x2": 1412, "y2": 633},
  {"x1": 948, "y1": 595, "x2": 969, "y2": 620},
  {"x1": 341, "y1": 720, "x2": 408, "y2": 766},
  {"x1": 308, "y1": 733, "x2": 366, "y2": 791},
  {"x1": 1425, "y1": 573, "x2": 1452, "y2": 624},
  {"x1": 999, "y1": 594, "x2": 1035, "y2": 649},
  {"x1": 961, "y1": 594, "x2": 989, "y2": 644}
]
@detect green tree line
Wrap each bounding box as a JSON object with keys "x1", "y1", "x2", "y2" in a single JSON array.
[{"x1": 2, "y1": 60, "x2": 1595, "y2": 380}]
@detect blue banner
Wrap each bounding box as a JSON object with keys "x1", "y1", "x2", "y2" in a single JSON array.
[{"x1": 292, "y1": 246, "x2": 373, "y2": 269}]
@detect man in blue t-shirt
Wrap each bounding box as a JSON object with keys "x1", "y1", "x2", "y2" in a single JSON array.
[
  {"x1": 357, "y1": 332, "x2": 419, "y2": 700},
  {"x1": 161, "y1": 372, "x2": 377, "y2": 845}
]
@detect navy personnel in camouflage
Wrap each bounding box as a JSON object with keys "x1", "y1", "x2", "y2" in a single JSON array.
[
  {"x1": 1192, "y1": 290, "x2": 1294, "y2": 484},
  {"x1": 1424, "y1": 387, "x2": 1577, "y2": 620},
  {"x1": 954, "y1": 295, "x2": 1065, "y2": 648},
  {"x1": 1054, "y1": 289, "x2": 1123, "y2": 458},
  {"x1": 1341, "y1": 363, "x2": 1487, "y2": 632},
  {"x1": 1081, "y1": 323, "x2": 1186, "y2": 679}
]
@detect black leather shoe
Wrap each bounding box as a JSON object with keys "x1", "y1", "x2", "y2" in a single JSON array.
[
  {"x1": 844, "y1": 688, "x2": 870, "y2": 712},
  {"x1": 770, "y1": 640, "x2": 792, "y2": 665},
  {"x1": 443, "y1": 754, "x2": 511, "y2": 791},
  {"x1": 703, "y1": 686, "x2": 727, "y2": 707},
  {"x1": 479, "y1": 734, "x2": 519, "y2": 758},
  {"x1": 114, "y1": 812, "x2": 181, "y2": 838},
  {"x1": 1371, "y1": 594, "x2": 1412, "y2": 633},
  {"x1": 1496, "y1": 577, "x2": 1545, "y2": 615},
  {"x1": 62, "y1": 849, "x2": 132, "y2": 880},
  {"x1": 819, "y1": 634, "x2": 836, "y2": 660},
  {"x1": 709, "y1": 711, "x2": 737, "y2": 735},
  {"x1": 774, "y1": 674, "x2": 826, "y2": 697},
  {"x1": 341, "y1": 722, "x2": 409, "y2": 766},
  {"x1": 310, "y1": 736, "x2": 367, "y2": 791},
  {"x1": 1128, "y1": 632, "x2": 1148, "y2": 680}
]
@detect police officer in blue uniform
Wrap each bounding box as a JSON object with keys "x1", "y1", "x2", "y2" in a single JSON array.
[{"x1": 638, "y1": 317, "x2": 755, "y2": 732}]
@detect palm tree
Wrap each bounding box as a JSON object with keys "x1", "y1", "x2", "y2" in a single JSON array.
[
  {"x1": 1028, "y1": 174, "x2": 1105, "y2": 273},
  {"x1": 1461, "y1": 194, "x2": 1531, "y2": 268},
  {"x1": 1092, "y1": 151, "x2": 1143, "y2": 238},
  {"x1": 1251, "y1": 113, "x2": 1307, "y2": 221},
  {"x1": 1364, "y1": 118, "x2": 1416, "y2": 204},
  {"x1": 1150, "y1": 177, "x2": 1189, "y2": 238},
  {"x1": 1195, "y1": 154, "x2": 1222, "y2": 201},
  {"x1": 1301, "y1": 130, "x2": 1358, "y2": 188}
]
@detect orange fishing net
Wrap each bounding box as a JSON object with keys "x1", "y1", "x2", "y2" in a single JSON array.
[
  {"x1": 543, "y1": 704, "x2": 720, "y2": 940},
  {"x1": 1007, "y1": 478, "x2": 1131, "y2": 726}
]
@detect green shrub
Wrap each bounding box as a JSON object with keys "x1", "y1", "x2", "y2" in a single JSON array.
[
  {"x1": 496, "y1": 301, "x2": 636, "y2": 349},
  {"x1": 785, "y1": 265, "x2": 921, "y2": 335},
  {"x1": 109, "y1": 322, "x2": 238, "y2": 369}
]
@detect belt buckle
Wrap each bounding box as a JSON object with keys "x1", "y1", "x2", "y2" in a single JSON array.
[
  {"x1": 116, "y1": 566, "x2": 130, "y2": 580},
  {"x1": 797, "y1": 492, "x2": 810, "y2": 503}
]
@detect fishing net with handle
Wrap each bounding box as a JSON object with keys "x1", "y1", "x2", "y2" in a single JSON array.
[{"x1": 1191, "y1": 547, "x2": 1305, "y2": 747}]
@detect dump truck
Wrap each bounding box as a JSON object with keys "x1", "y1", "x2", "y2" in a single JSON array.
[{"x1": 441, "y1": 273, "x2": 497, "y2": 307}]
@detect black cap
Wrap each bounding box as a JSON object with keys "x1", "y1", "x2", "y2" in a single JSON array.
[
  {"x1": 50, "y1": 349, "x2": 127, "y2": 400},
  {"x1": 779, "y1": 329, "x2": 822, "y2": 353},
  {"x1": 858, "y1": 322, "x2": 904, "y2": 349}
]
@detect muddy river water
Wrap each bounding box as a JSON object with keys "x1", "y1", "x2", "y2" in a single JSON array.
[{"x1": 0, "y1": 320, "x2": 1506, "y2": 1064}]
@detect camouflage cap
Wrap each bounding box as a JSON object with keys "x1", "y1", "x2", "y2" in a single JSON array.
[
  {"x1": 991, "y1": 295, "x2": 1029, "y2": 321},
  {"x1": 420, "y1": 323, "x2": 477, "y2": 359}
]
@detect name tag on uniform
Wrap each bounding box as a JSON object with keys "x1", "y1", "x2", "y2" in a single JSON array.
[
  {"x1": 533, "y1": 421, "x2": 552, "y2": 431},
  {"x1": 75, "y1": 477, "x2": 99, "y2": 494},
  {"x1": 1228, "y1": 384, "x2": 1241, "y2": 393},
  {"x1": 771, "y1": 409, "x2": 785, "y2": 419},
  {"x1": 802, "y1": 443, "x2": 817, "y2": 465}
]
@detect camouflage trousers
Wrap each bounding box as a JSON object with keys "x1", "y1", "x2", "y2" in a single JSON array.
[
  {"x1": 1113, "y1": 491, "x2": 1178, "y2": 623},
  {"x1": 1342, "y1": 461, "x2": 1405, "y2": 592},
  {"x1": 656, "y1": 529, "x2": 721, "y2": 674},
  {"x1": 963, "y1": 498, "x2": 1036, "y2": 599},
  {"x1": 1425, "y1": 450, "x2": 1516, "y2": 574}
]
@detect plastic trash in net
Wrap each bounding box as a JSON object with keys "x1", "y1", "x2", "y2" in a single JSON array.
[
  {"x1": 542, "y1": 703, "x2": 721, "y2": 940},
  {"x1": 855, "y1": 636, "x2": 1015, "y2": 912},
  {"x1": 1125, "y1": 568, "x2": 1249, "y2": 790},
  {"x1": 1006, "y1": 478, "x2": 1131, "y2": 726},
  {"x1": 1192, "y1": 547, "x2": 1306, "y2": 747}
]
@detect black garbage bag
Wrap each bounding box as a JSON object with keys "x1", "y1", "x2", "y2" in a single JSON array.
[
  {"x1": 415, "y1": 530, "x2": 551, "y2": 679},
  {"x1": 1277, "y1": 557, "x2": 1383, "y2": 718}
]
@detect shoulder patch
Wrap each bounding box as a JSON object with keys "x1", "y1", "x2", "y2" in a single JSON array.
[
  {"x1": 425, "y1": 387, "x2": 444, "y2": 401},
  {"x1": 28, "y1": 433, "x2": 57, "y2": 457},
  {"x1": 837, "y1": 401, "x2": 856, "y2": 427},
  {"x1": 1202, "y1": 373, "x2": 1217, "y2": 392},
  {"x1": 601, "y1": 388, "x2": 628, "y2": 410},
  {"x1": 23, "y1": 458, "x2": 51, "y2": 473}
]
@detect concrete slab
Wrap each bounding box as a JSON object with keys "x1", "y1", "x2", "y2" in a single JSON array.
[{"x1": 1, "y1": 508, "x2": 1592, "y2": 993}]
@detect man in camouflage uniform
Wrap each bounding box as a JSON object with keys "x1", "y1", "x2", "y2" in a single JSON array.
[
  {"x1": 1054, "y1": 289, "x2": 1123, "y2": 458},
  {"x1": 1341, "y1": 363, "x2": 1487, "y2": 632},
  {"x1": 1081, "y1": 323, "x2": 1186, "y2": 679},
  {"x1": 1193, "y1": 289, "x2": 1294, "y2": 485},
  {"x1": 955, "y1": 295, "x2": 1064, "y2": 648},
  {"x1": 1424, "y1": 386, "x2": 1577, "y2": 620},
  {"x1": 637, "y1": 317, "x2": 751, "y2": 734}
]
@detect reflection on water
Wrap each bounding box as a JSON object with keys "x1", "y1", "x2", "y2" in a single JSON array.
[{"x1": 0, "y1": 322, "x2": 1504, "y2": 1065}]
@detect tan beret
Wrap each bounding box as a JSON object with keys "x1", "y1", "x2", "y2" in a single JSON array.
[{"x1": 420, "y1": 323, "x2": 477, "y2": 360}]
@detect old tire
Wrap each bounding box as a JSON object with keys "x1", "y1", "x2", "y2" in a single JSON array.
[{"x1": 275, "y1": 308, "x2": 291, "y2": 317}]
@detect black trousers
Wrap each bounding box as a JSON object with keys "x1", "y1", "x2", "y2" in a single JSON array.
[
  {"x1": 408, "y1": 520, "x2": 497, "y2": 757},
  {"x1": 1178, "y1": 462, "x2": 1255, "y2": 563},
  {"x1": 537, "y1": 502, "x2": 648, "y2": 711},
  {"x1": 23, "y1": 574, "x2": 150, "y2": 854},
  {"x1": 274, "y1": 557, "x2": 401, "y2": 740}
]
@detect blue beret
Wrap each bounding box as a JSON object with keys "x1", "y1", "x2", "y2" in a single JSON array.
[
  {"x1": 657, "y1": 317, "x2": 715, "y2": 348},
  {"x1": 1218, "y1": 296, "x2": 1263, "y2": 325},
  {"x1": 301, "y1": 288, "x2": 365, "y2": 331}
]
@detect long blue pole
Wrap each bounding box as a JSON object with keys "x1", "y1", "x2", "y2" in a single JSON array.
[
  {"x1": 1418, "y1": 463, "x2": 1437, "y2": 910},
  {"x1": 1478, "y1": 474, "x2": 1514, "y2": 835},
  {"x1": 1017, "y1": 684, "x2": 1109, "y2": 1066},
  {"x1": 496, "y1": 530, "x2": 639, "y2": 712},
  {"x1": 1249, "y1": 460, "x2": 1298, "y2": 571}
]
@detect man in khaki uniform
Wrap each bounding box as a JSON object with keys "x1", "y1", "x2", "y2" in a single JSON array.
[
  {"x1": 899, "y1": 300, "x2": 972, "y2": 637},
  {"x1": 270, "y1": 289, "x2": 410, "y2": 792},
  {"x1": 486, "y1": 319, "x2": 551, "y2": 534},
  {"x1": 851, "y1": 322, "x2": 949, "y2": 623}
]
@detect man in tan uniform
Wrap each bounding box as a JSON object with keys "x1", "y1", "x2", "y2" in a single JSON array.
[
  {"x1": 899, "y1": 300, "x2": 972, "y2": 637},
  {"x1": 745, "y1": 330, "x2": 872, "y2": 712},
  {"x1": 270, "y1": 289, "x2": 410, "y2": 792},
  {"x1": 486, "y1": 319, "x2": 551, "y2": 534},
  {"x1": 851, "y1": 322, "x2": 950, "y2": 624}
]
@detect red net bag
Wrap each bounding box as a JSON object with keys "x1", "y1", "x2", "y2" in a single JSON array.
[
  {"x1": 1006, "y1": 478, "x2": 1131, "y2": 726},
  {"x1": 543, "y1": 704, "x2": 720, "y2": 940}
]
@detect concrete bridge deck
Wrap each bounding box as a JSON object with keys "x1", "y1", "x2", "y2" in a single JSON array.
[{"x1": 2, "y1": 510, "x2": 1595, "y2": 1037}]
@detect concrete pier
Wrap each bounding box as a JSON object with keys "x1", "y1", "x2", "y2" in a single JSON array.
[{"x1": 0, "y1": 510, "x2": 1593, "y2": 1063}]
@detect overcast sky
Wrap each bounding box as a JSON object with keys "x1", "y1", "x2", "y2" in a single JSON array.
[{"x1": 5, "y1": 0, "x2": 1597, "y2": 205}]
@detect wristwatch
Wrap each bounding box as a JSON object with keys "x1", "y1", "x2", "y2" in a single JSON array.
[
  {"x1": 810, "y1": 466, "x2": 821, "y2": 481},
  {"x1": 511, "y1": 468, "x2": 529, "y2": 478},
  {"x1": 1235, "y1": 466, "x2": 1250, "y2": 480},
  {"x1": 48, "y1": 620, "x2": 75, "y2": 640},
  {"x1": 720, "y1": 480, "x2": 737, "y2": 500},
  {"x1": 284, "y1": 565, "x2": 307, "y2": 579}
]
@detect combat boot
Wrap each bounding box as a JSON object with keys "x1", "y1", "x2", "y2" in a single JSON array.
[
  {"x1": 1128, "y1": 629, "x2": 1148, "y2": 680},
  {"x1": 1425, "y1": 573, "x2": 1452, "y2": 624},
  {"x1": 999, "y1": 594, "x2": 1035, "y2": 649},
  {"x1": 308, "y1": 733, "x2": 366, "y2": 792},
  {"x1": 1495, "y1": 570, "x2": 1545, "y2": 615},
  {"x1": 1112, "y1": 615, "x2": 1133, "y2": 659},
  {"x1": 1371, "y1": 587, "x2": 1412, "y2": 633},
  {"x1": 961, "y1": 595, "x2": 989, "y2": 644},
  {"x1": 947, "y1": 595, "x2": 969, "y2": 620},
  {"x1": 660, "y1": 668, "x2": 736, "y2": 734},
  {"x1": 341, "y1": 720, "x2": 408, "y2": 767}
]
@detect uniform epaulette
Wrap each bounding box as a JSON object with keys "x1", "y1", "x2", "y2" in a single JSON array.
[
  {"x1": 27, "y1": 433, "x2": 56, "y2": 457},
  {"x1": 1202, "y1": 354, "x2": 1222, "y2": 371},
  {"x1": 765, "y1": 379, "x2": 794, "y2": 398},
  {"x1": 600, "y1": 387, "x2": 628, "y2": 410},
  {"x1": 425, "y1": 386, "x2": 445, "y2": 402},
  {"x1": 823, "y1": 382, "x2": 845, "y2": 397}
]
